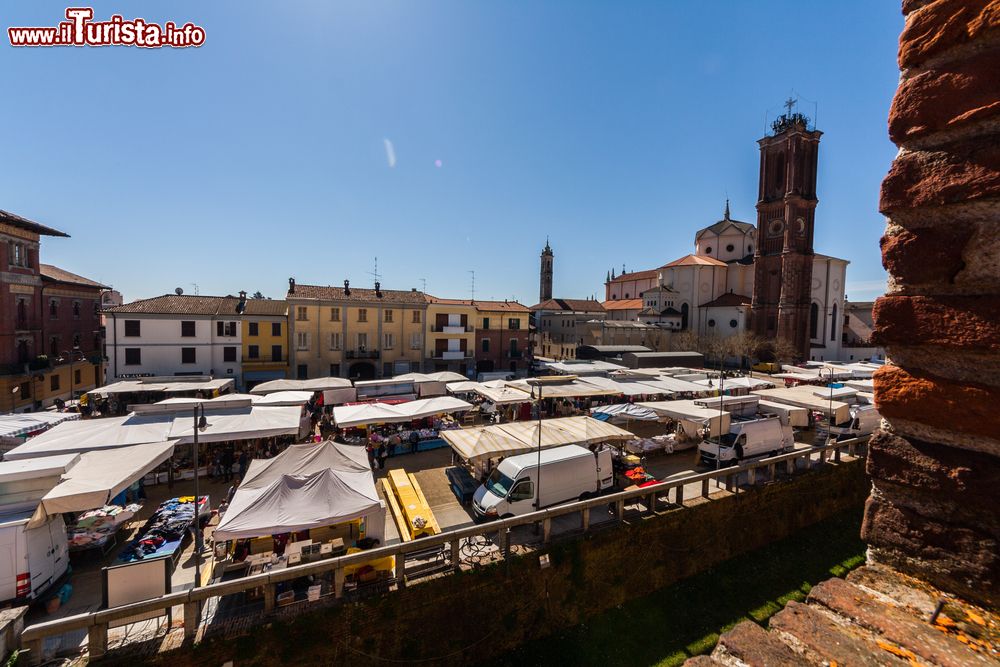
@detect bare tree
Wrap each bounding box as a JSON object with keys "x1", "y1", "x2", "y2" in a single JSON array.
[
  {"x1": 671, "y1": 330, "x2": 702, "y2": 353},
  {"x1": 767, "y1": 337, "x2": 799, "y2": 368},
  {"x1": 730, "y1": 331, "x2": 767, "y2": 376}
]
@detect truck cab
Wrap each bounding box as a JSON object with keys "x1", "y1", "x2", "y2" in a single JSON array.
[{"x1": 698, "y1": 417, "x2": 794, "y2": 466}]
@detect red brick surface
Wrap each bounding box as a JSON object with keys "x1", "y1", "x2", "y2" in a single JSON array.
[
  {"x1": 879, "y1": 136, "x2": 1000, "y2": 213},
  {"x1": 770, "y1": 601, "x2": 900, "y2": 666},
  {"x1": 717, "y1": 620, "x2": 803, "y2": 667},
  {"x1": 873, "y1": 295, "x2": 1000, "y2": 349},
  {"x1": 898, "y1": 0, "x2": 1000, "y2": 69},
  {"x1": 879, "y1": 224, "x2": 974, "y2": 289},
  {"x1": 873, "y1": 366, "x2": 997, "y2": 440}
]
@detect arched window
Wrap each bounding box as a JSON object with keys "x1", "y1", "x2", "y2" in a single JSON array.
[
  {"x1": 830, "y1": 304, "x2": 838, "y2": 341},
  {"x1": 809, "y1": 303, "x2": 819, "y2": 339},
  {"x1": 681, "y1": 303, "x2": 689, "y2": 330}
]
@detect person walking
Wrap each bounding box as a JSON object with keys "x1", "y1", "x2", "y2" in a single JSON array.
[
  {"x1": 221, "y1": 446, "x2": 235, "y2": 483},
  {"x1": 237, "y1": 449, "x2": 249, "y2": 480},
  {"x1": 376, "y1": 443, "x2": 387, "y2": 470}
]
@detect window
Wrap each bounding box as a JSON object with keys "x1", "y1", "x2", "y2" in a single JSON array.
[
  {"x1": 830, "y1": 304, "x2": 838, "y2": 341},
  {"x1": 730, "y1": 319, "x2": 738, "y2": 328},
  {"x1": 224, "y1": 346, "x2": 237, "y2": 362},
  {"x1": 248, "y1": 322, "x2": 259, "y2": 337},
  {"x1": 11, "y1": 243, "x2": 23, "y2": 266},
  {"x1": 383, "y1": 363, "x2": 393, "y2": 377},
  {"x1": 125, "y1": 348, "x2": 141, "y2": 365},
  {"x1": 482, "y1": 317, "x2": 490, "y2": 329},
  {"x1": 19, "y1": 382, "x2": 29, "y2": 400},
  {"x1": 412, "y1": 310, "x2": 421, "y2": 324},
  {"x1": 73, "y1": 301, "x2": 81, "y2": 319},
  {"x1": 357, "y1": 308, "x2": 368, "y2": 322},
  {"x1": 182, "y1": 347, "x2": 196, "y2": 364},
  {"x1": 217, "y1": 321, "x2": 237, "y2": 337},
  {"x1": 809, "y1": 303, "x2": 819, "y2": 339},
  {"x1": 296, "y1": 307, "x2": 308, "y2": 321},
  {"x1": 182, "y1": 321, "x2": 196, "y2": 337},
  {"x1": 748, "y1": 245, "x2": 753, "y2": 253},
  {"x1": 93, "y1": 301, "x2": 100, "y2": 317},
  {"x1": 297, "y1": 364, "x2": 308, "y2": 380},
  {"x1": 508, "y1": 318, "x2": 520, "y2": 330},
  {"x1": 330, "y1": 307, "x2": 340, "y2": 322},
  {"x1": 124, "y1": 320, "x2": 140, "y2": 337},
  {"x1": 271, "y1": 322, "x2": 281, "y2": 337},
  {"x1": 410, "y1": 333, "x2": 422, "y2": 350},
  {"x1": 49, "y1": 299, "x2": 58, "y2": 318},
  {"x1": 384, "y1": 309, "x2": 393, "y2": 323},
  {"x1": 330, "y1": 332, "x2": 341, "y2": 350},
  {"x1": 296, "y1": 332, "x2": 310, "y2": 350},
  {"x1": 329, "y1": 363, "x2": 340, "y2": 376},
  {"x1": 248, "y1": 345, "x2": 260, "y2": 359},
  {"x1": 705, "y1": 247, "x2": 712, "y2": 254},
  {"x1": 508, "y1": 480, "x2": 533, "y2": 502},
  {"x1": 16, "y1": 299, "x2": 26, "y2": 326},
  {"x1": 74, "y1": 369, "x2": 81, "y2": 384},
  {"x1": 271, "y1": 345, "x2": 283, "y2": 361},
  {"x1": 681, "y1": 304, "x2": 689, "y2": 330},
  {"x1": 73, "y1": 333, "x2": 80, "y2": 348},
  {"x1": 50, "y1": 374, "x2": 60, "y2": 391},
  {"x1": 708, "y1": 319, "x2": 716, "y2": 327},
  {"x1": 383, "y1": 333, "x2": 395, "y2": 349},
  {"x1": 357, "y1": 333, "x2": 368, "y2": 350},
  {"x1": 726, "y1": 244, "x2": 735, "y2": 252},
  {"x1": 482, "y1": 338, "x2": 490, "y2": 353},
  {"x1": 50, "y1": 336, "x2": 59, "y2": 356}
]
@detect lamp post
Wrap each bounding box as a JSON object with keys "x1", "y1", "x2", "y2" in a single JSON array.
[{"x1": 192, "y1": 404, "x2": 208, "y2": 588}]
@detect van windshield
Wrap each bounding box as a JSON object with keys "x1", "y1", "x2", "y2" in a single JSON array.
[
  {"x1": 719, "y1": 433, "x2": 739, "y2": 447},
  {"x1": 485, "y1": 469, "x2": 515, "y2": 498}
]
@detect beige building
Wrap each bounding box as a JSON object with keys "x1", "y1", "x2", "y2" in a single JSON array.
[
  {"x1": 424, "y1": 297, "x2": 476, "y2": 375},
  {"x1": 286, "y1": 279, "x2": 428, "y2": 380}
]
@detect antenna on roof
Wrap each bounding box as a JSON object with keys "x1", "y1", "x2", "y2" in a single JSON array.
[
  {"x1": 420, "y1": 278, "x2": 427, "y2": 293},
  {"x1": 367, "y1": 257, "x2": 382, "y2": 287},
  {"x1": 190, "y1": 283, "x2": 199, "y2": 296},
  {"x1": 468, "y1": 270, "x2": 475, "y2": 303}
]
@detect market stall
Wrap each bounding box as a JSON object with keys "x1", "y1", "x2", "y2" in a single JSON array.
[
  {"x1": 750, "y1": 386, "x2": 852, "y2": 423},
  {"x1": 118, "y1": 495, "x2": 209, "y2": 564},
  {"x1": 249, "y1": 377, "x2": 357, "y2": 405},
  {"x1": 3, "y1": 413, "x2": 175, "y2": 460},
  {"x1": 637, "y1": 400, "x2": 732, "y2": 439},
  {"x1": 333, "y1": 396, "x2": 472, "y2": 453},
  {"x1": 393, "y1": 372, "x2": 468, "y2": 397}
]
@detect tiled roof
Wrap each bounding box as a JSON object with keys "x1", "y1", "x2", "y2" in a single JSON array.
[
  {"x1": 530, "y1": 298, "x2": 605, "y2": 312},
  {"x1": 0, "y1": 209, "x2": 69, "y2": 237},
  {"x1": 424, "y1": 295, "x2": 530, "y2": 312},
  {"x1": 660, "y1": 254, "x2": 728, "y2": 268},
  {"x1": 243, "y1": 299, "x2": 288, "y2": 316},
  {"x1": 695, "y1": 218, "x2": 754, "y2": 238},
  {"x1": 289, "y1": 284, "x2": 427, "y2": 305},
  {"x1": 601, "y1": 298, "x2": 643, "y2": 310},
  {"x1": 39, "y1": 264, "x2": 109, "y2": 289},
  {"x1": 608, "y1": 269, "x2": 658, "y2": 283},
  {"x1": 105, "y1": 294, "x2": 245, "y2": 316},
  {"x1": 700, "y1": 293, "x2": 752, "y2": 308}
]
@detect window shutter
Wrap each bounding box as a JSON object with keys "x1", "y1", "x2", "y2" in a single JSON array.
[{"x1": 217, "y1": 321, "x2": 223, "y2": 336}]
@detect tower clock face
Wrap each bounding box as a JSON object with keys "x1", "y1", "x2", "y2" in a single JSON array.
[{"x1": 768, "y1": 219, "x2": 785, "y2": 236}]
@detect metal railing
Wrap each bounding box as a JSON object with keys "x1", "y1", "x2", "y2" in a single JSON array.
[{"x1": 19, "y1": 436, "x2": 867, "y2": 664}]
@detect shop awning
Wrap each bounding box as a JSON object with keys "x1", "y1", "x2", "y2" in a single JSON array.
[
  {"x1": 4, "y1": 413, "x2": 176, "y2": 460},
  {"x1": 332, "y1": 396, "x2": 473, "y2": 428},
  {"x1": 39, "y1": 441, "x2": 177, "y2": 515},
  {"x1": 214, "y1": 468, "x2": 384, "y2": 541},
  {"x1": 442, "y1": 416, "x2": 632, "y2": 464},
  {"x1": 241, "y1": 440, "x2": 371, "y2": 490},
  {"x1": 0, "y1": 412, "x2": 81, "y2": 439},
  {"x1": 168, "y1": 406, "x2": 304, "y2": 444},
  {"x1": 249, "y1": 377, "x2": 353, "y2": 395}
]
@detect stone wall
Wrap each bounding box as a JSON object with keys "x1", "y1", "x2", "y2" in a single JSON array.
[
  {"x1": 137, "y1": 459, "x2": 867, "y2": 667},
  {"x1": 867, "y1": 0, "x2": 1000, "y2": 608}
]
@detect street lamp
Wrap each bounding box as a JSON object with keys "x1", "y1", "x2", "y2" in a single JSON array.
[
  {"x1": 192, "y1": 404, "x2": 209, "y2": 588},
  {"x1": 525, "y1": 375, "x2": 575, "y2": 527}
]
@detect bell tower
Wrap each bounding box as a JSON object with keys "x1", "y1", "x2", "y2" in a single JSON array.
[
  {"x1": 539, "y1": 238, "x2": 553, "y2": 303},
  {"x1": 750, "y1": 100, "x2": 822, "y2": 360}
]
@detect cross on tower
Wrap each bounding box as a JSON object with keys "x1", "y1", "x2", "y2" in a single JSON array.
[{"x1": 784, "y1": 97, "x2": 797, "y2": 114}]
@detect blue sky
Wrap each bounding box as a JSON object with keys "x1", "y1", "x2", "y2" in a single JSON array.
[{"x1": 2, "y1": 1, "x2": 901, "y2": 304}]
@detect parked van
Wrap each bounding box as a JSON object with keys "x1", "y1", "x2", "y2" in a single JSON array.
[
  {"x1": 698, "y1": 417, "x2": 794, "y2": 466},
  {"x1": 473, "y1": 445, "x2": 613, "y2": 520},
  {"x1": 0, "y1": 507, "x2": 68, "y2": 603},
  {"x1": 830, "y1": 405, "x2": 881, "y2": 440}
]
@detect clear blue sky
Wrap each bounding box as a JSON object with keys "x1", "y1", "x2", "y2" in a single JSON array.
[{"x1": 2, "y1": 1, "x2": 901, "y2": 304}]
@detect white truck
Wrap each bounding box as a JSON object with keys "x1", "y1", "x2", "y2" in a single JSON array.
[
  {"x1": 830, "y1": 405, "x2": 881, "y2": 440},
  {"x1": 472, "y1": 445, "x2": 613, "y2": 520},
  {"x1": 0, "y1": 454, "x2": 75, "y2": 604},
  {"x1": 698, "y1": 417, "x2": 794, "y2": 466}
]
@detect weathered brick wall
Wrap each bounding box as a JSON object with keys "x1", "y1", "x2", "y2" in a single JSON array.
[{"x1": 866, "y1": 0, "x2": 1000, "y2": 608}]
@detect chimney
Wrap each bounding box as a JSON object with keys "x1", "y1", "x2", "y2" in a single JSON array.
[
  {"x1": 288, "y1": 278, "x2": 295, "y2": 294},
  {"x1": 375, "y1": 282, "x2": 383, "y2": 298},
  {"x1": 237, "y1": 290, "x2": 247, "y2": 314},
  {"x1": 343, "y1": 279, "x2": 350, "y2": 296}
]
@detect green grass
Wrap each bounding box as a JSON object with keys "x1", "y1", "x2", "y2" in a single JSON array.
[{"x1": 495, "y1": 509, "x2": 866, "y2": 667}]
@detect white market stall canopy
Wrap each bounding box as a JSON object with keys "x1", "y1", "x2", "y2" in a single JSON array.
[
  {"x1": 447, "y1": 382, "x2": 533, "y2": 404},
  {"x1": 693, "y1": 376, "x2": 776, "y2": 391},
  {"x1": 40, "y1": 441, "x2": 176, "y2": 515},
  {"x1": 0, "y1": 412, "x2": 81, "y2": 439},
  {"x1": 751, "y1": 386, "x2": 851, "y2": 423},
  {"x1": 576, "y1": 376, "x2": 673, "y2": 398},
  {"x1": 91, "y1": 378, "x2": 235, "y2": 396},
  {"x1": 213, "y1": 467, "x2": 384, "y2": 541},
  {"x1": 249, "y1": 377, "x2": 352, "y2": 395},
  {"x1": 544, "y1": 360, "x2": 627, "y2": 376},
  {"x1": 637, "y1": 400, "x2": 731, "y2": 438},
  {"x1": 168, "y1": 406, "x2": 305, "y2": 444},
  {"x1": 4, "y1": 413, "x2": 176, "y2": 460},
  {"x1": 694, "y1": 395, "x2": 761, "y2": 417},
  {"x1": 505, "y1": 379, "x2": 620, "y2": 399},
  {"x1": 332, "y1": 396, "x2": 473, "y2": 428},
  {"x1": 589, "y1": 403, "x2": 660, "y2": 422},
  {"x1": 445, "y1": 381, "x2": 481, "y2": 394},
  {"x1": 394, "y1": 372, "x2": 468, "y2": 383},
  {"x1": 250, "y1": 391, "x2": 314, "y2": 407},
  {"x1": 628, "y1": 376, "x2": 711, "y2": 395},
  {"x1": 442, "y1": 416, "x2": 633, "y2": 464},
  {"x1": 757, "y1": 400, "x2": 811, "y2": 427},
  {"x1": 241, "y1": 440, "x2": 371, "y2": 490},
  {"x1": 811, "y1": 386, "x2": 859, "y2": 401}
]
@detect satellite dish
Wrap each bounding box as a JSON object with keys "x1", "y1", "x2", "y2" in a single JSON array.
[{"x1": 175, "y1": 287, "x2": 184, "y2": 295}]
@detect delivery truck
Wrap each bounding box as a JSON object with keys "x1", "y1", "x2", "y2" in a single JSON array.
[
  {"x1": 472, "y1": 445, "x2": 613, "y2": 520},
  {"x1": 698, "y1": 416, "x2": 794, "y2": 466},
  {"x1": 829, "y1": 405, "x2": 881, "y2": 440}
]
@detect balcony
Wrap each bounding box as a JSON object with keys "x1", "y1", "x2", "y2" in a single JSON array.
[
  {"x1": 346, "y1": 349, "x2": 380, "y2": 359},
  {"x1": 431, "y1": 350, "x2": 472, "y2": 360},
  {"x1": 430, "y1": 325, "x2": 473, "y2": 333}
]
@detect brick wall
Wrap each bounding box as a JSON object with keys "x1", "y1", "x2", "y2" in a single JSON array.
[{"x1": 866, "y1": 0, "x2": 1000, "y2": 608}]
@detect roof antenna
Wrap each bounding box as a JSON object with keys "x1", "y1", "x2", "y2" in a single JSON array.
[
  {"x1": 367, "y1": 257, "x2": 382, "y2": 288},
  {"x1": 468, "y1": 270, "x2": 476, "y2": 303},
  {"x1": 420, "y1": 278, "x2": 427, "y2": 293}
]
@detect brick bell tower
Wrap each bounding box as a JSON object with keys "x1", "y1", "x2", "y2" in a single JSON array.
[
  {"x1": 750, "y1": 101, "x2": 821, "y2": 360},
  {"x1": 539, "y1": 237, "x2": 553, "y2": 303}
]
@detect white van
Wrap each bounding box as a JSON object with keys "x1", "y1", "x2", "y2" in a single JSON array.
[
  {"x1": 831, "y1": 405, "x2": 881, "y2": 440},
  {"x1": 698, "y1": 417, "x2": 794, "y2": 466},
  {"x1": 473, "y1": 445, "x2": 613, "y2": 520},
  {"x1": 0, "y1": 507, "x2": 68, "y2": 603}
]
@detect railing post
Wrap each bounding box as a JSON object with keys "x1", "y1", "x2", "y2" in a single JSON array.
[
  {"x1": 334, "y1": 567, "x2": 345, "y2": 598},
  {"x1": 582, "y1": 506, "x2": 590, "y2": 532},
  {"x1": 397, "y1": 554, "x2": 407, "y2": 590},
  {"x1": 820, "y1": 448, "x2": 829, "y2": 465},
  {"x1": 615, "y1": 498, "x2": 625, "y2": 521},
  {"x1": 834, "y1": 446, "x2": 842, "y2": 463},
  {"x1": 183, "y1": 599, "x2": 202, "y2": 638},
  {"x1": 647, "y1": 492, "x2": 656, "y2": 514},
  {"x1": 542, "y1": 517, "x2": 552, "y2": 543},
  {"x1": 451, "y1": 539, "x2": 461, "y2": 572},
  {"x1": 701, "y1": 479, "x2": 710, "y2": 498},
  {"x1": 747, "y1": 467, "x2": 757, "y2": 485},
  {"x1": 88, "y1": 622, "x2": 108, "y2": 660},
  {"x1": 768, "y1": 463, "x2": 776, "y2": 481},
  {"x1": 501, "y1": 527, "x2": 510, "y2": 558},
  {"x1": 786, "y1": 458, "x2": 795, "y2": 475},
  {"x1": 263, "y1": 583, "x2": 276, "y2": 613},
  {"x1": 675, "y1": 484, "x2": 684, "y2": 507},
  {"x1": 848, "y1": 441, "x2": 856, "y2": 457},
  {"x1": 725, "y1": 474, "x2": 735, "y2": 492},
  {"x1": 23, "y1": 637, "x2": 42, "y2": 666}
]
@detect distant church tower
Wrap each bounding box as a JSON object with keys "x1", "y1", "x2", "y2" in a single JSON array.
[
  {"x1": 750, "y1": 101, "x2": 822, "y2": 360},
  {"x1": 539, "y1": 238, "x2": 554, "y2": 303}
]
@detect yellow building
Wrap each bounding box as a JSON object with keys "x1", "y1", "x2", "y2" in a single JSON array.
[
  {"x1": 286, "y1": 280, "x2": 428, "y2": 380},
  {"x1": 241, "y1": 298, "x2": 289, "y2": 390},
  {"x1": 424, "y1": 297, "x2": 476, "y2": 375}
]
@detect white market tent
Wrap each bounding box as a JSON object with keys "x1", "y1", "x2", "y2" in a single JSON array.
[
  {"x1": 637, "y1": 400, "x2": 731, "y2": 438},
  {"x1": 445, "y1": 381, "x2": 481, "y2": 394},
  {"x1": 4, "y1": 413, "x2": 176, "y2": 460},
  {"x1": 446, "y1": 381, "x2": 533, "y2": 404},
  {"x1": 629, "y1": 376, "x2": 711, "y2": 395},
  {"x1": 442, "y1": 416, "x2": 632, "y2": 464},
  {"x1": 811, "y1": 386, "x2": 859, "y2": 401},
  {"x1": 393, "y1": 372, "x2": 468, "y2": 397},
  {"x1": 694, "y1": 395, "x2": 761, "y2": 418},
  {"x1": 240, "y1": 440, "x2": 371, "y2": 489},
  {"x1": 0, "y1": 412, "x2": 81, "y2": 439},
  {"x1": 249, "y1": 377, "x2": 352, "y2": 394},
  {"x1": 250, "y1": 391, "x2": 314, "y2": 407},
  {"x1": 757, "y1": 400, "x2": 811, "y2": 427},
  {"x1": 332, "y1": 396, "x2": 473, "y2": 428},
  {"x1": 589, "y1": 403, "x2": 660, "y2": 422},
  {"x1": 168, "y1": 406, "x2": 305, "y2": 444},
  {"x1": 576, "y1": 376, "x2": 671, "y2": 398},
  {"x1": 505, "y1": 379, "x2": 620, "y2": 399},
  {"x1": 40, "y1": 441, "x2": 176, "y2": 515},
  {"x1": 751, "y1": 386, "x2": 851, "y2": 423},
  {"x1": 213, "y1": 468, "x2": 385, "y2": 541},
  {"x1": 693, "y1": 376, "x2": 775, "y2": 391},
  {"x1": 544, "y1": 360, "x2": 627, "y2": 376}
]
